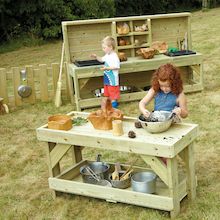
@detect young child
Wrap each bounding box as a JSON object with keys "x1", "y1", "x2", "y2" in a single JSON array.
[
  {"x1": 139, "y1": 63, "x2": 188, "y2": 165},
  {"x1": 91, "y1": 36, "x2": 120, "y2": 108},
  {"x1": 139, "y1": 63, "x2": 188, "y2": 119}
]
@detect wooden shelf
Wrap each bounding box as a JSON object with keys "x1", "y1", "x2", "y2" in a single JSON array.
[
  {"x1": 48, "y1": 159, "x2": 187, "y2": 210},
  {"x1": 116, "y1": 31, "x2": 149, "y2": 37}
]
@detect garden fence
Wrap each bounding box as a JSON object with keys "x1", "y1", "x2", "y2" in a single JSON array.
[{"x1": 0, "y1": 63, "x2": 71, "y2": 107}]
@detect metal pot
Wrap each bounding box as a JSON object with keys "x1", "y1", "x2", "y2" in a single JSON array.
[
  {"x1": 109, "y1": 171, "x2": 131, "y2": 189},
  {"x1": 138, "y1": 111, "x2": 173, "y2": 133},
  {"x1": 80, "y1": 154, "x2": 110, "y2": 184},
  {"x1": 131, "y1": 171, "x2": 157, "y2": 194}
]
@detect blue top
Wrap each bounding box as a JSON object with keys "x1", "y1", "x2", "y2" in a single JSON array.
[{"x1": 154, "y1": 91, "x2": 178, "y2": 111}]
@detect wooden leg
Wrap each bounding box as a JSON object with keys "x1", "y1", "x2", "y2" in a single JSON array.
[
  {"x1": 71, "y1": 145, "x2": 83, "y2": 164},
  {"x1": 167, "y1": 156, "x2": 180, "y2": 218},
  {"x1": 184, "y1": 143, "x2": 197, "y2": 200},
  {"x1": 47, "y1": 142, "x2": 61, "y2": 198}
]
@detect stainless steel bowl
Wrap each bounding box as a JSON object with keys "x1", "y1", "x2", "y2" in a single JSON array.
[
  {"x1": 131, "y1": 171, "x2": 157, "y2": 194},
  {"x1": 138, "y1": 111, "x2": 173, "y2": 133}
]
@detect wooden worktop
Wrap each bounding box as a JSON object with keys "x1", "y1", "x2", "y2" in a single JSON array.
[{"x1": 36, "y1": 111, "x2": 198, "y2": 158}]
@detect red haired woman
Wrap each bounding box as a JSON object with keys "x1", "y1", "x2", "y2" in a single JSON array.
[{"x1": 139, "y1": 63, "x2": 188, "y2": 118}]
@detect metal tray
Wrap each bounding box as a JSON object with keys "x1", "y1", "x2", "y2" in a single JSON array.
[
  {"x1": 165, "y1": 50, "x2": 196, "y2": 57},
  {"x1": 74, "y1": 60, "x2": 104, "y2": 67}
]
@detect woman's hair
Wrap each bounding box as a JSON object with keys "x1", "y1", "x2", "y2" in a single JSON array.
[
  {"x1": 102, "y1": 36, "x2": 116, "y2": 50},
  {"x1": 151, "y1": 63, "x2": 183, "y2": 95}
]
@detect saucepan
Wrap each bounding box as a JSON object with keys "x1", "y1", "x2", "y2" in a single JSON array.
[{"x1": 80, "y1": 154, "x2": 110, "y2": 184}]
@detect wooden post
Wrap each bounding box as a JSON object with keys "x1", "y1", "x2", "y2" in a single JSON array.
[
  {"x1": 39, "y1": 64, "x2": 49, "y2": 102},
  {"x1": 47, "y1": 142, "x2": 61, "y2": 198},
  {"x1": 0, "y1": 68, "x2": 9, "y2": 104},
  {"x1": 167, "y1": 157, "x2": 180, "y2": 218}
]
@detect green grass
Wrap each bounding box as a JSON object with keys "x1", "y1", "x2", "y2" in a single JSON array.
[{"x1": 1, "y1": 8, "x2": 220, "y2": 220}]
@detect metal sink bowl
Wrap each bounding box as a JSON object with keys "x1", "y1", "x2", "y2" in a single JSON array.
[{"x1": 138, "y1": 111, "x2": 173, "y2": 133}]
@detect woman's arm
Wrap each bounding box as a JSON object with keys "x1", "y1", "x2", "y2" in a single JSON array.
[
  {"x1": 139, "y1": 88, "x2": 155, "y2": 117},
  {"x1": 174, "y1": 92, "x2": 188, "y2": 118}
]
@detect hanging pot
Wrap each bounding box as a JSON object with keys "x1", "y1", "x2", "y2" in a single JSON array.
[
  {"x1": 17, "y1": 69, "x2": 32, "y2": 98},
  {"x1": 17, "y1": 85, "x2": 32, "y2": 98}
]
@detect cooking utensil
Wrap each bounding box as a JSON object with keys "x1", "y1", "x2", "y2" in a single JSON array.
[
  {"x1": 111, "y1": 162, "x2": 121, "y2": 180},
  {"x1": 109, "y1": 171, "x2": 131, "y2": 189},
  {"x1": 17, "y1": 69, "x2": 32, "y2": 98},
  {"x1": 131, "y1": 171, "x2": 157, "y2": 194},
  {"x1": 54, "y1": 42, "x2": 65, "y2": 107},
  {"x1": 120, "y1": 169, "x2": 133, "y2": 181},
  {"x1": 138, "y1": 111, "x2": 173, "y2": 133},
  {"x1": 80, "y1": 154, "x2": 110, "y2": 184},
  {"x1": 85, "y1": 167, "x2": 112, "y2": 187}
]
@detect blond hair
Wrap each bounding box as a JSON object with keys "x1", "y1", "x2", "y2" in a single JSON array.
[{"x1": 102, "y1": 36, "x2": 116, "y2": 50}]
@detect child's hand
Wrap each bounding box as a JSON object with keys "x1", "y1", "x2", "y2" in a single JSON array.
[
  {"x1": 142, "y1": 109, "x2": 151, "y2": 118},
  {"x1": 172, "y1": 107, "x2": 181, "y2": 117},
  {"x1": 90, "y1": 53, "x2": 97, "y2": 59},
  {"x1": 100, "y1": 66, "x2": 109, "y2": 71}
]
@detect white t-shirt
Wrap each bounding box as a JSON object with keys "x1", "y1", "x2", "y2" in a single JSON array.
[{"x1": 101, "y1": 52, "x2": 120, "y2": 86}]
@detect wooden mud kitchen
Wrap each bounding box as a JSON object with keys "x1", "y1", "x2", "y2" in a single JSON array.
[
  {"x1": 36, "y1": 111, "x2": 198, "y2": 218},
  {"x1": 62, "y1": 12, "x2": 203, "y2": 110}
]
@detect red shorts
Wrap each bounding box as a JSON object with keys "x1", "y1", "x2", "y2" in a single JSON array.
[{"x1": 104, "y1": 85, "x2": 120, "y2": 100}]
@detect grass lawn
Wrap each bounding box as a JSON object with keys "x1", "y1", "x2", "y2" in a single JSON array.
[{"x1": 0, "y1": 8, "x2": 220, "y2": 220}]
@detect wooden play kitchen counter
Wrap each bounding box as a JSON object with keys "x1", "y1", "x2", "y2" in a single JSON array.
[
  {"x1": 62, "y1": 12, "x2": 203, "y2": 110},
  {"x1": 36, "y1": 111, "x2": 198, "y2": 218}
]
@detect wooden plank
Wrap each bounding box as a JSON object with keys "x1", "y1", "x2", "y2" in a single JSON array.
[
  {"x1": 56, "y1": 160, "x2": 87, "y2": 180},
  {"x1": 62, "y1": 25, "x2": 75, "y2": 104},
  {"x1": 183, "y1": 143, "x2": 197, "y2": 200},
  {"x1": 52, "y1": 63, "x2": 59, "y2": 94},
  {"x1": 39, "y1": 64, "x2": 49, "y2": 102},
  {"x1": 12, "y1": 67, "x2": 22, "y2": 106},
  {"x1": 78, "y1": 91, "x2": 147, "y2": 109},
  {"x1": 26, "y1": 65, "x2": 36, "y2": 104},
  {"x1": 50, "y1": 144, "x2": 72, "y2": 169},
  {"x1": 0, "y1": 68, "x2": 9, "y2": 104},
  {"x1": 167, "y1": 157, "x2": 180, "y2": 218},
  {"x1": 62, "y1": 12, "x2": 190, "y2": 26},
  {"x1": 49, "y1": 177, "x2": 174, "y2": 211},
  {"x1": 71, "y1": 145, "x2": 83, "y2": 164},
  {"x1": 37, "y1": 121, "x2": 198, "y2": 159},
  {"x1": 141, "y1": 155, "x2": 169, "y2": 186},
  {"x1": 47, "y1": 142, "x2": 61, "y2": 198}
]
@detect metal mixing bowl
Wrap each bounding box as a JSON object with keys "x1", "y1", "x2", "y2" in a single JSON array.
[{"x1": 138, "y1": 111, "x2": 173, "y2": 133}]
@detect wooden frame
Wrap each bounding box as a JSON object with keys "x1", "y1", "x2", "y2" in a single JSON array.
[
  {"x1": 37, "y1": 111, "x2": 198, "y2": 218},
  {"x1": 62, "y1": 12, "x2": 203, "y2": 110}
]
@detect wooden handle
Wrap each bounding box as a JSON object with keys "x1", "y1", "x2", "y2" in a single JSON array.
[{"x1": 120, "y1": 169, "x2": 133, "y2": 181}]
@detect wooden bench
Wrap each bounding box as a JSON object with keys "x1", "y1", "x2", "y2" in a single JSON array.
[{"x1": 62, "y1": 12, "x2": 203, "y2": 110}]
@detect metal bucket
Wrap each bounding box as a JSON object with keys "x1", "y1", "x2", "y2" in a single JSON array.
[{"x1": 131, "y1": 172, "x2": 157, "y2": 194}]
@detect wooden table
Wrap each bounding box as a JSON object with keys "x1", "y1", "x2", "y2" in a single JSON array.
[{"x1": 36, "y1": 111, "x2": 198, "y2": 218}]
